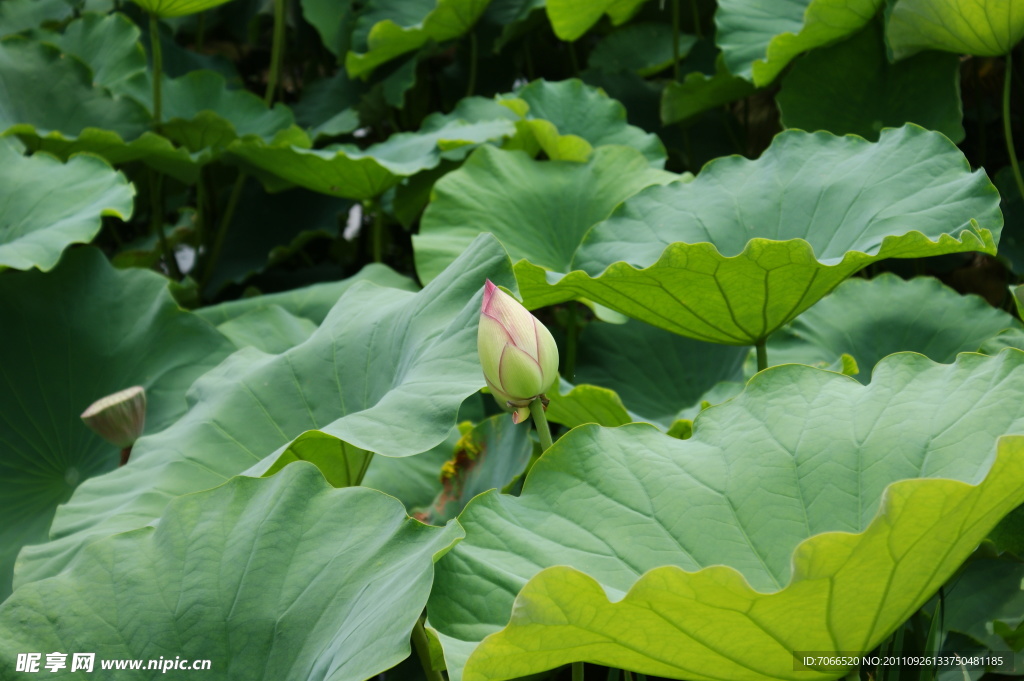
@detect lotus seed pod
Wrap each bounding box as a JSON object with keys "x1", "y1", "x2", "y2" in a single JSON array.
[
  {"x1": 477, "y1": 280, "x2": 559, "y2": 423},
  {"x1": 80, "y1": 386, "x2": 147, "y2": 448}
]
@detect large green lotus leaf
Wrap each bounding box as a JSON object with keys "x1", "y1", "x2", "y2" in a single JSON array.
[
  {"x1": 0, "y1": 463, "x2": 463, "y2": 680},
  {"x1": 229, "y1": 102, "x2": 518, "y2": 199},
  {"x1": 660, "y1": 53, "x2": 757, "y2": 124},
  {"x1": 888, "y1": 0, "x2": 1024, "y2": 59},
  {"x1": 589, "y1": 22, "x2": 697, "y2": 77},
  {"x1": 777, "y1": 21, "x2": 964, "y2": 142},
  {"x1": 0, "y1": 148, "x2": 134, "y2": 271},
  {"x1": 129, "y1": 0, "x2": 236, "y2": 18},
  {"x1": 572, "y1": 319, "x2": 747, "y2": 427},
  {"x1": 14, "y1": 234, "x2": 514, "y2": 588},
  {"x1": 0, "y1": 0, "x2": 71, "y2": 37},
  {"x1": 42, "y1": 13, "x2": 147, "y2": 95},
  {"x1": 505, "y1": 79, "x2": 667, "y2": 166},
  {"x1": 414, "y1": 145, "x2": 676, "y2": 287},
  {"x1": 0, "y1": 37, "x2": 149, "y2": 140},
  {"x1": 769, "y1": 274, "x2": 1021, "y2": 380},
  {"x1": 0, "y1": 248, "x2": 232, "y2": 601},
  {"x1": 0, "y1": 37, "x2": 198, "y2": 182},
  {"x1": 545, "y1": 0, "x2": 648, "y2": 41},
  {"x1": 301, "y1": 0, "x2": 354, "y2": 57},
  {"x1": 428, "y1": 352, "x2": 1024, "y2": 681},
  {"x1": 346, "y1": 0, "x2": 490, "y2": 77},
  {"x1": 196, "y1": 263, "x2": 418, "y2": 326},
  {"x1": 294, "y1": 68, "x2": 364, "y2": 140},
  {"x1": 715, "y1": 0, "x2": 883, "y2": 85},
  {"x1": 215, "y1": 305, "x2": 318, "y2": 354},
  {"x1": 520, "y1": 125, "x2": 1001, "y2": 345}
]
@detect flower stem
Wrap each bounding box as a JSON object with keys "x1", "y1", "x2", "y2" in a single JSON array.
[
  {"x1": 529, "y1": 399, "x2": 553, "y2": 452},
  {"x1": 466, "y1": 32, "x2": 478, "y2": 97},
  {"x1": 265, "y1": 0, "x2": 286, "y2": 105},
  {"x1": 572, "y1": 662, "x2": 584, "y2": 681},
  {"x1": 202, "y1": 172, "x2": 247, "y2": 288},
  {"x1": 623, "y1": 671, "x2": 634, "y2": 681},
  {"x1": 372, "y1": 200, "x2": 384, "y2": 263},
  {"x1": 411, "y1": 617, "x2": 444, "y2": 681},
  {"x1": 755, "y1": 337, "x2": 768, "y2": 372},
  {"x1": 149, "y1": 13, "x2": 163, "y2": 128},
  {"x1": 563, "y1": 302, "x2": 578, "y2": 382},
  {"x1": 671, "y1": 0, "x2": 680, "y2": 80},
  {"x1": 149, "y1": 169, "x2": 181, "y2": 279},
  {"x1": 1004, "y1": 51, "x2": 1024, "y2": 203}
]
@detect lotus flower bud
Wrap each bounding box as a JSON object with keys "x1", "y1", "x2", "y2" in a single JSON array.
[
  {"x1": 81, "y1": 386, "x2": 147, "y2": 449},
  {"x1": 478, "y1": 280, "x2": 559, "y2": 423}
]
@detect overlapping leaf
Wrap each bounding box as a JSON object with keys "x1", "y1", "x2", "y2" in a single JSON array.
[
  {"x1": 506, "y1": 79, "x2": 667, "y2": 165},
  {"x1": 196, "y1": 262, "x2": 418, "y2": 326},
  {"x1": 129, "y1": 0, "x2": 237, "y2": 18},
  {"x1": 429, "y1": 351, "x2": 1024, "y2": 681},
  {"x1": 0, "y1": 249, "x2": 232, "y2": 600},
  {"x1": 888, "y1": 0, "x2": 1024, "y2": 59},
  {"x1": 0, "y1": 464, "x2": 463, "y2": 680},
  {"x1": 715, "y1": 0, "x2": 883, "y2": 85},
  {"x1": 777, "y1": 21, "x2": 964, "y2": 141},
  {"x1": 14, "y1": 235, "x2": 514, "y2": 589},
  {"x1": 545, "y1": 0, "x2": 648, "y2": 41},
  {"x1": 346, "y1": 0, "x2": 491, "y2": 77},
  {"x1": 414, "y1": 145, "x2": 676, "y2": 286},
  {"x1": 516, "y1": 125, "x2": 1000, "y2": 345},
  {"x1": 0, "y1": 147, "x2": 134, "y2": 271},
  {"x1": 229, "y1": 100, "x2": 518, "y2": 199},
  {"x1": 768, "y1": 274, "x2": 1021, "y2": 378}
]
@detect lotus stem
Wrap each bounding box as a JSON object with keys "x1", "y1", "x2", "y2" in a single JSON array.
[
  {"x1": 466, "y1": 32, "x2": 478, "y2": 97},
  {"x1": 372, "y1": 200, "x2": 384, "y2": 263},
  {"x1": 572, "y1": 661, "x2": 584, "y2": 681},
  {"x1": 563, "y1": 302, "x2": 578, "y2": 382},
  {"x1": 352, "y1": 451, "x2": 373, "y2": 487},
  {"x1": 755, "y1": 337, "x2": 768, "y2": 372},
  {"x1": 623, "y1": 671, "x2": 634, "y2": 681},
  {"x1": 202, "y1": 172, "x2": 247, "y2": 288},
  {"x1": 568, "y1": 41, "x2": 579, "y2": 76},
  {"x1": 690, "y1": 0, "x2": 701, "y2": 38},
  {"x1": 149, "y1": 13, "x2": 163, "y2": 128},
  {"x1": 149, "y1": 170, "x2": 181, "y2": 279},
  {"x1": 671, "y1": 0, "x2": 680, "y2": 80},
  {"x1": 529, "y1": 398, "x2": 553, "y2": 452},
  {"x1": 120, "y1": 446, "x2": 132, "y2": 467},
  {"x1": 265, "y1": 0, "x2": 286, "y2": 105},
  {"x1": 411, "y1": 616, "x2": 443, "y2": 681},
  {"x1": 1004, "y1": 51, "x2": 1024, "y2": 203}
]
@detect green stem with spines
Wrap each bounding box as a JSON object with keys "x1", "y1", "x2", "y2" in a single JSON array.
[{"x1": 1004, "y1": 50, "x2": 1024, "y2": 203}]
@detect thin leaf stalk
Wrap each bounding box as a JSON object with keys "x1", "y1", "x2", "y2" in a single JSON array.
[
  {"x1": 149, "y1": 13, "x2": 163, "y2": 128},
  {"x1": 563, "y1": 302, "x2": 578, "y2": 382},
  {"x1": 265, "y1": 0, "x2": 287, "y2": 105},
  {"x1": 572, "y1": 661, "x2": 584, "y2": 681},
  {"x1": 202, "y1": 173, "x2": 247, "y2": 287},
  {"x1": 755, "y1": 337, "x2": 767, "y2": 372},
  {"x1": 671, "y1": 0, "x2": 680, "y2": 80},
  {"x1": 1004, "y1": 50, "x2": 1024, "y2": 203},
  {"x1": 466, "y1": 32, "x2": 478, "y2": 97},
  {"x1": 149, "y1": 169, "x2": 181, "y2": 279},
  {"x1": 371, "y1": 200, "x2": 385, "y2": 263}
]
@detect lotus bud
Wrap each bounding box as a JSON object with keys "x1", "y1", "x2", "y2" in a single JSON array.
[
  {"x1": 81, "y1": 386, "x2": 147, "y2": 453},
  {"x1": 478, "y1": 280, "x2": 559, "y2": 423}
]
